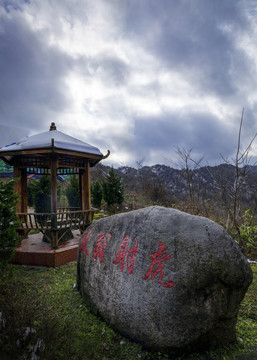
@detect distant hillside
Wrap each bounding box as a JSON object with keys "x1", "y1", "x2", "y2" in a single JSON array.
[
  {"x1": 2, "y1": 158, "x2": 257, "y2": 210},
  {"x1": 91, "y1": 162, "x2": 257, "y2": 210}
]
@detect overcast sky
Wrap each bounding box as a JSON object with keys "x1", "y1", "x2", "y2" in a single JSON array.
[{"x1": 1, "y1": 0, "x2": 257, "y2": 168}]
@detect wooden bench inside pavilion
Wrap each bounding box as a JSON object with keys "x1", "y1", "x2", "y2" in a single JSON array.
[{"x1": 0, "y1": 123, "x2": 109, "y2": 267}]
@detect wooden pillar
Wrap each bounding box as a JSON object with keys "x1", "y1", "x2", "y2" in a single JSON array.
[
  {"x1": 21, "y1": 168, "x2": 27, "y2": 213},
  {"x1": 79, "y1": 162, "x2": 91, "y2": 232},
  {"x1": 80, "y1": 162, "x2": 91, "y2": 211},
  {"x1": 50, "y1": 154, "x2": 58, "y2": 248},
  {"x1": 79, "y1": 170, "x2": 83, "y2": 210},
  {"x1": 13, "y1": 164, "x2": 22, "y2": 213},
  {"x1": 13, "y1": 166, "x2": 28, "y2": 212},
  {"x1": 13, "y1": 163, "x2": 28, "y2": 237},
  {"x1": 85, "y1": 162, "x2": 91, "y2": 211}
]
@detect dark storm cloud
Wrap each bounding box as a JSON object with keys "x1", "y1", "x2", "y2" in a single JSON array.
[
  {"x1": 133, "y1": 111, "x2": 238, "y2": 165},
  {"x1": 125, "y1": 0, "x2": 249, "y2": 97},
  {"x1": 0, "y1": 0, "x2": 257, "y2": 166},
  {"x1": 0, "y1": 124, "x2": 28, "y2": 148},
  {"x1": 0, "y1": 10, "x2": 72, "y2": 145},
  {"x1": 97, "y1": 56, "x2": 129, "y2": 87},
  {"x1": 2, "y1": 0, "x2": 29, "y2": 13},
  {"x1": 80, "y1": 54, "x2": 129, "y2": 87}
]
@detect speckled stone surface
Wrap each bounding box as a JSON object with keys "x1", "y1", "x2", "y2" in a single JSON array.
[{"x1": 77, "y1": 206, "x2": 252, "y2": 352}]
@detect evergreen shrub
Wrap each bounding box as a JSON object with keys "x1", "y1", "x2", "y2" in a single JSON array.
[{"x1": 0, "y1": 179, "x2": 19, "y2": 265}]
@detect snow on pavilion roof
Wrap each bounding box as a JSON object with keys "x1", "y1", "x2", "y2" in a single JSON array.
[{"x1": 0, "y1": 125, "x2": 103, "y2": 157}]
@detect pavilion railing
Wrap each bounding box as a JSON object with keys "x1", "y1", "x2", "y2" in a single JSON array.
[
  {"x1": 16, "y1": 209, "x2": 95, "y2": 233},
  {"x1": 57, "y1": 207, "x2": 80, "y2": 212}
]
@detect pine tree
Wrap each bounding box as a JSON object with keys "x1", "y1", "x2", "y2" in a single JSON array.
[
  {"x1": 33, "y1": 175, "x2": 51, "y2": 213},
  {"x1": 0, "y1": 179, "x2": 19, "y2": 265},
  {"x1": 27, "y1": 180, "x2": 37, "y2": 207},
  {"x1": 65, "y1": 175, "x2": 80, "y2": 208},
  {"x1": 91, "y1": 180, "x2": 103, "y2": 208},
  {"x1": 103, "y1": 168, "x2": 124, "y2": 209}
]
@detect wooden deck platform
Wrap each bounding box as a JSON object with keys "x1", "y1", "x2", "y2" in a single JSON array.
[{"x1": 10, "y1": 231, "x2": 81, "y2": 267}]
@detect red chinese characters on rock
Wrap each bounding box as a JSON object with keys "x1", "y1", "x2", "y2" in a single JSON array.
[
  {"x1": 143, "y1": 241, "x2": 174, "y2": 288},
  {"x1": 79, "y1": 230, "x2": 174, "y2": 289},
  {"x1": 92, "y1": 232, "x2": 111, "y2": 263},
  {"x1": 79, "y1": 229, "x2": 92, "y2": 255},
  {"x1": 113, "y1": 235, "x2": 139, "y2": 274}
]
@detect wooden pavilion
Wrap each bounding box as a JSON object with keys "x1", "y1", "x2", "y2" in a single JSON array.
[{"x1": 0, "y1": 123, "x2": 109, "y2": 264}]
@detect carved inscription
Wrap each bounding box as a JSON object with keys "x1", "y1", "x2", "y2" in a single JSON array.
[{"x1": 80, "y1": 231, "x2": 174, "y2": 288}]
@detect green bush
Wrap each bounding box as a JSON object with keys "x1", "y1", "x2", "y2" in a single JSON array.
[
  {"x1": 239, "y1": 209, "x2": 257, "y2": 257},
  {"x1": 0, "y1": 179, "x2": 19, "y2": 265}
]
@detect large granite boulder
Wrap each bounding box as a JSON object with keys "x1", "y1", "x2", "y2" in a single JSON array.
[{"x1": 77, "y1": 206, "x2": 252, "y2": 352}]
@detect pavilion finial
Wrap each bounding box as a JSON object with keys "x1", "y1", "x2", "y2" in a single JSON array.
[{"x1": 50, "y1": 122, "x2": 57, "y2": 131}]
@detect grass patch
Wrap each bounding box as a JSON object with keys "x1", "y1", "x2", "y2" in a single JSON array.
[{"x1": 0, "y1": 263, "x2": 256, "y2": 360}]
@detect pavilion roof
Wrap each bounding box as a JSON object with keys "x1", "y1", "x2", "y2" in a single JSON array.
[
  {"x1": 0, "y1": 123, "x2": 107, "y2": 168},
  {"x1": 0, "y1": 125, "x2": 102, "y2": 157}
]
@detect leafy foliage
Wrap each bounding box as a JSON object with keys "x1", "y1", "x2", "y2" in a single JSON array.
[
  {"x1": 103, "y1": 168, "x2": 124, "y2": 208},
  {"x1": 0, "y1": 159, "x2": 12, "y2": 175},
  {"x1": 0, "y1": 179, "x2": 19, "y2": 264},
  {"x1": 239, "y1": 209, "x2": 257, "y2": 257},
  {"x1": 65, "y1": 175, "x2": 80, "y2": 208}
]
